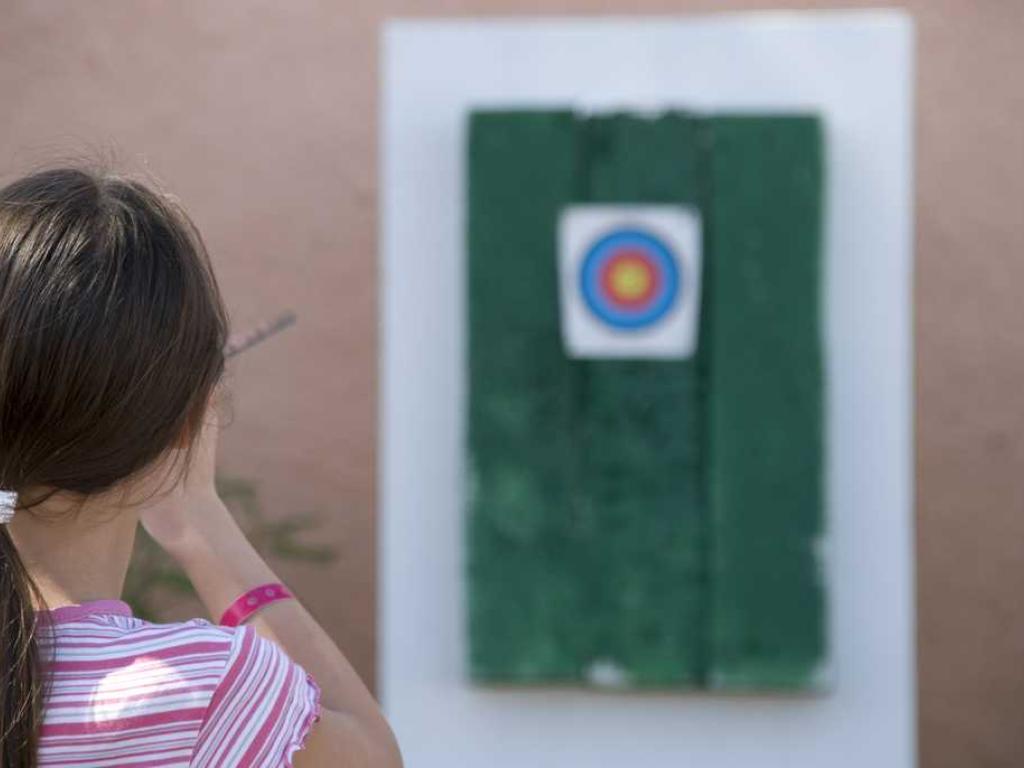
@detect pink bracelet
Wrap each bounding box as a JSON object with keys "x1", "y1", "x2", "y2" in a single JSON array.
[{"x1": 219, "y1": 583, "x2": 294, "y2": 627}]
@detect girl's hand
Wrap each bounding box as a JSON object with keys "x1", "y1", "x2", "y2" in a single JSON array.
[{"x1": 137, "y1": 393, "x2": 227, "y2": 555}]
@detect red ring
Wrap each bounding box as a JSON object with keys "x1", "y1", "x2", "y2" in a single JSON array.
[{"x1": 598, "y1": 248, "x2": 661, "y2": 310}]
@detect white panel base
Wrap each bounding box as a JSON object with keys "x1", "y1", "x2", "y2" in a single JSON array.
[{"x1": 380, "y1": 11, "x2": 915, "y2": 768}]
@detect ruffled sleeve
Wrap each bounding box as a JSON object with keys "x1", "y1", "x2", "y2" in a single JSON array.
[{"x1": 190, "y1": 624, "x2": 322, "y2": 767}]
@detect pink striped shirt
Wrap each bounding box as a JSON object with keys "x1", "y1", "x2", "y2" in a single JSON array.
[{"x1": 34, "y1": 599, "x2": 322, "y2": 767}]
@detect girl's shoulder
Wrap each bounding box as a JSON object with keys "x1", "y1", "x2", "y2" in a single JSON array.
[
  {"x1": 38, "y1": 608, "x2": 321, "y2": 766},
  {"x1": 40, "y1": 611, "x2": 245, "y2": 721},
  {"x1": 187, "y1": 619, "x2": 324, "y2": 766},
  {"x1": 41, "y1": 608, "x2": 242, "y2": 658}
]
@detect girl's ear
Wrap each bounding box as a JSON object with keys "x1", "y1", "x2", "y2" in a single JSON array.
[
  {"x1": 173, "y1": 426, "x2": 190, "y2": 450},
  {"x1": 175, "y1": 386, "x2": 221, "y2": 451},
  {"x1": 174, "y1": 410, "x2": 201, "y2": 450}
]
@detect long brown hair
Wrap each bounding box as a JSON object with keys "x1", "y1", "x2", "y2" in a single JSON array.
[{"x1": 0, "y1": 166, "x2": 229, "y2": 765}]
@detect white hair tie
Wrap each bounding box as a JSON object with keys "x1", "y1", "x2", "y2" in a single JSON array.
[{"x1": 0, "y1": 490, "x2": 18, "y2": 525}]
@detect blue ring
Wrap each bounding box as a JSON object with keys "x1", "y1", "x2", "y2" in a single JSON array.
[{"x1": 578, "y1": 228, "x2": 680, "y2": 330}]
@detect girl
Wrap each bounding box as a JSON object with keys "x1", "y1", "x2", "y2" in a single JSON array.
[{"x1": 0, "y1": 167, "x2": 402, "y2": 767}]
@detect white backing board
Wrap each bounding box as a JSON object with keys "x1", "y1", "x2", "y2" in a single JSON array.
[{"x1": 379, "y1": 11, "x2": 915, "y2": 767}]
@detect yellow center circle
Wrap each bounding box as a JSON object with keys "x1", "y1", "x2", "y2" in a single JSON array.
[{"x1": 609, "y1": 259, "x2": 652, "y2": 301}]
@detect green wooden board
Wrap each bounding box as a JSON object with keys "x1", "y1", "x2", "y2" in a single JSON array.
[
  {"x1": 705, "y1": 116, "x2": 827, "y2": 690},
  {"x1": 466, "y1": 109, "x2": 826, "y2": 691}
]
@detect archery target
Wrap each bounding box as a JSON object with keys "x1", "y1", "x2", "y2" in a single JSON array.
[{"x1": 558, "y1": 205, "x2": 702, "y2": 358}]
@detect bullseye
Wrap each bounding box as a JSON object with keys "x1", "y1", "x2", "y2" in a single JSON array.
[
  {"x1": 600, "y1": 249, "x2": 660, "y2": 308},
  {"x1": 579, "y1": 228, "x2": 680, "y2": 330}
]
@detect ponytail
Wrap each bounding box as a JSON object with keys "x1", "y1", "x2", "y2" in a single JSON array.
[{"x1": 0, "y1": 524, "x2": 47, "y2": 768}]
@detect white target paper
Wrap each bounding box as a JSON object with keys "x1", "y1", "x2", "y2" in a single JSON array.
[{"x1": 558, "y1": 204, "x2": 702, "y2": 359}]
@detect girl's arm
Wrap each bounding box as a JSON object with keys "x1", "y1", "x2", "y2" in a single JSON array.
[
  {"x1": 139, "y1": 405, "x2": 402, "y2": 768},
  {"x1": 167, "y1": 498, "x2": 401, "y2": 767}
]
